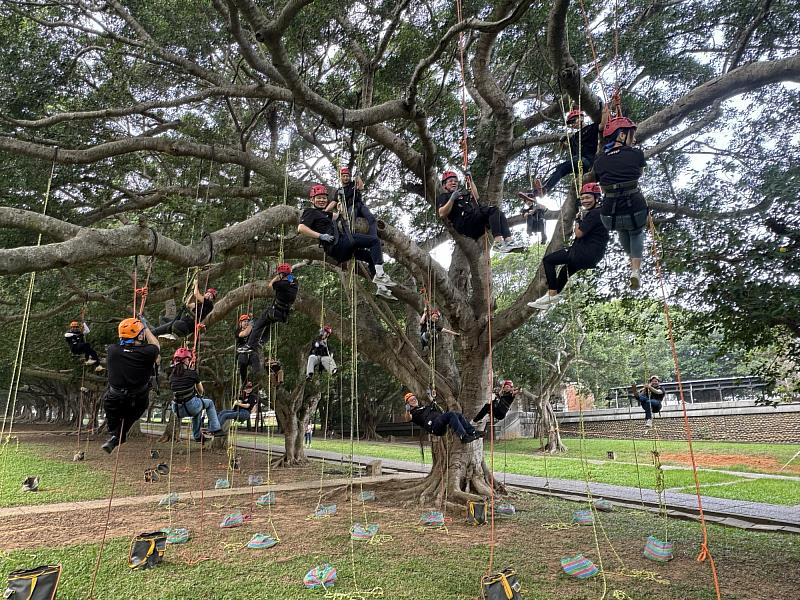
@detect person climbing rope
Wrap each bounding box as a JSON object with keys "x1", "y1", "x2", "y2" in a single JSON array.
[
  {"x1": 528, "y1": 182, "x2": 610, "y2": 310},
  {"x1": 472, "y1": 379, "x2": 519, "y2": 426},
  {"x1": 298, "y1": 183, "x2": 398, "y2": 300},
  {"x1": 152, "y1": 279, "x2": 217, "y2": 341},
  {"x1": 419, "y1": 307, "x2": 460, "y2": 350},
  {"x1": 168, "y1": 347, "x2": 224, "y2": 442},
  {"x1": 306, "y1": 325, "x2": 337, "y2": 381},
  {"x1": 437, "y1": 171, "x2": 525, "y2": 254},
  {"x1": 237, "y1": 263, "x2": 298, "y2": 356},
  {"x1": 592, "y1": 108, "x2": 648, "y2": 289},
  {"x1": 630, "y1": 375, "x2": 665, "y2": 428},
  {"x1": 402, "y1": 392, "x2": 483, "y2": 444},
  {"x1": 64, "y1": 320, "x2": 103, "y2": 372},
  {"x1": 218, "y1": 380, "x2": 259, "y2": 429},
  {"x1": 234, "y1": 313, "x2": 263, "y2": 384},
  {"x1": 523, "y1": 108, "x2": 601, "y2": 198},
  {"x1": 101, "y1": 317, "x2": 160, "y2": 453},
  {"x1": 334, "y1": 167, "x2": 377, "y2": 236}
]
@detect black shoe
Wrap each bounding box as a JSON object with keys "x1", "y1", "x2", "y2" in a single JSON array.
[
  {"x1": 237, "y1": 345, "x2": 253, "y2": 354},
  {"x1": 306, "y1": 374, "x2": 313, "y2": 381},
  {"x1": 209, "y1": 429, "x2": 226, "y2": 437},
  {"x1": 102, "y1": 436, "x2": 119, "y2": 454},
  {"x1": 460, "y1": 432, "x2": 482, "y2": 444}
]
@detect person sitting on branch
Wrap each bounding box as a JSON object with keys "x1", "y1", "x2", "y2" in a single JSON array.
[
  {"x1": 419, "y1": 307, "x2": 460, "y2": 350},
  {"x1": 298, "y1": 183, "x2": 398, "y2": 300},
  {"x1": 630, "y1": 375, "x2": 665, "y2": 428},
  {"x1": 437, "y1": 171, "x2": 525, "y2": 254},
  {"x1": 64, "y1": 320, "x2": 103, "y2": 372},
  {"x1": 402, "y1": 392, "x2": 483, "y2": 445},
  {"x1": 101, "y1": 317, "x2": 160, "y2": 453},
  {"x1": 473, "y1": 379, "x2": 519, "y2": 425},
  {"x1": 235, "y1": 313, "x2": 262, "y2": 384},
  {"x1": 237, "y1": 263, "x2": 298, "y2": 355},
  {"x1": 528, "y1": 182, "x2": 610, "y2": 310},
  {"x1": 334, "y1": 166, "x2": 377, "y2": 236},
  {"x1": 169, "y1": 347, "x2": 224, "y2": 443},
  {"x1": 592, "y1": 109, "x2": 648, "y2": 289},
  {"x1": 524, "y1": 109, "x2": 601, "y2": 198},
  {"x1": 152, "y1": 279, "x2": 217, "y2": 341},
  {"x1": 218, "y1": 380, "x2": 260, "y2": 429},
  {"x1": 306, "y1": 325, "x2": 337, "y2": 381}
]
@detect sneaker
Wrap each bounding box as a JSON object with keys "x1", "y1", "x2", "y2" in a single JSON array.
[
  {"x1": 373, "y1": 273, "x2": 397, "y2": 287},
  {"x1": 500, "y1": 238, "x2": 526, "y2": 253},
  {"x1": 101, "y1": 436, "x2": 119, "y2": 454},
  {"x1": 237, "y1": 345, "x2": 253, "y2": 354},
  {"x1": 193, "y1": 431, "x2": 213, "y2": 443},
  {"x1": 85, "y1": 358, "x2": 97, "y2": 365},
  {"x1": 460, "y1": 432, "x2": 482, "y2": 444},
  {"x1": 306, "y1": 373, "x2": 313, "y2": 381},
  {"x1": 94, "y1": 365, "x2": 105, "y2": 373},
  {"x1": 375, "y1": 286, "x2": 397, "y2": 301},
  {"x1": 630, "y1": 270, "x2": 641, "y2": 290},
  {"x1": 209, "y1": 429, "x2": 226, "y2": 438},
  {"x1": 527, "y1": 293, "x2": 561, "y2": 310},
  {"x1": 644, "y1": 419, "x2": 653, "y2": 428},
  {"x1": 158, "y1": 333, "x2": 178, "y2": 341}
]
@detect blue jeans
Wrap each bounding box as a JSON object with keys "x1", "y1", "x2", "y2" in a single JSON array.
[
  {"x1": 638, "y1": 395, "x2": 662, "y2": 420},
  {"x1": 430, "y1": 412, "x2": 475, "y2": 438},
  {"x1": 173, "y1": 396, "x2": 221, "y2": 440},
  {"x1": 219, "y1": 408, "x2": 250, "y2": 428},
  {"x1": 601, "y1": 210, "x2": 647, "y2": 259}
]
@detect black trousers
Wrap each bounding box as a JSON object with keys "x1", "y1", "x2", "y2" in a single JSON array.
[
  {"x1": 151, "y1": 315, "x2": 194, "y2": 337},
  {"x1": 103, "y1": 388, "x2": 150, "y2": 443},
  {"x1": 238, "y1": 348, "x2": 263, "y2": 383},
  {"x1": 473, "y1": 399, "x2": 512, "y2": 422},
  {"x1": 460, "y1": 206, "x2": 511, "y2": 240},
  {"x1": 71, "y1": 342, "x2": 99, "y2": 361},
  {"x1": 246, "y1": 307, "x2": 288, "y2": 348},
  {"x1": 543, "y1": 155, "x2": 593, "y2": 193},
  {"x1": 327, "y1": 233, "x2": 383, "y2": 278},
  {"x1": 542, "y1": 246, "x2": 602, "y2": 293}
]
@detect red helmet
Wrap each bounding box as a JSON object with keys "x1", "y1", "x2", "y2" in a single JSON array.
[
  {"x1": 277, "y1": 263, "x2": 292, "y2": 275},
  {"x1": 441, "y1": 171, "x2": 458, "y2": 183},
  {"x1": 309, "y1": 184, "x2": 328, "y2": 199},
  {"x1": 205, "y1": 287, "x2": 218, "y2": 298},
  {"x1": 580, "y1": 182, "x2": 602, "y2": 196},
  {"x1": 340, "y1": 167, "x2": 350, "y2": 175},
  {"x1": 502, "y1": 379, "x2": 513, "y2": 387},
  {"x1": 322, "y1": 325, "x2": 332, "y2": 334},
  {"x1": 238, "y1": 313, "x2": 251, "y2": 322},
  {"x1": 603, "y1": 116, "x2": 637, "y2": 138},
  {"x1": 566, "y1": 109, "x2": 584, "y2": 124},
  {"x1": 172, "y1": 347, "x2": 193, "y2": 365}
]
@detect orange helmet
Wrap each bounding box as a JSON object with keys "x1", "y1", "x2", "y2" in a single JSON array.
[
  {"x1": 239, "y1": 313, "x2": 251, "y2": 322},
  {"x1": 603, "y1": 116, "x2": 637, "y2": 138},
  {"x1": 69, "y1": 321, "x2": 80, "y2": 328},
  {"x1": 403, "y1": 392, "x2": 416, "y2": 402},
  {"x1": 118, "y1": 317, "x2": 144, "y2": 340}
]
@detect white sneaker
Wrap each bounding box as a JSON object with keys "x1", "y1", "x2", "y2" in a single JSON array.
[
  {"x1": 85, "y1": 358, "x2": 97, "y2": 365},
  {"x1": 375, "y1": 286, "x2": 397, "y2": 301},
  {"x1": 630, "y1": 270, "x2": 641, "y2": 290},
  {"x1": 94, "y1": 365, "x2": 105, "y2": 373},
  {"x1": 644, "y1": 418, "x2": 653, "y2": 428},
  {"x1": 158, "y1": 333, "x2": 178, "y2": 341},
  {"x1": 501, "y1": 238, "x2": 526, "y2": 253},
  {"x1": 527, "y1": 293, "x2": 561, "y2": 310},
  {"x1": 373, "y1": 273, "x2": 397, "y2": 287}
]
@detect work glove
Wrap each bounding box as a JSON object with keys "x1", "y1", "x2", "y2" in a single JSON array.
[{"x1": 318, "y1": 233, "x2": 334, "y2": 243}]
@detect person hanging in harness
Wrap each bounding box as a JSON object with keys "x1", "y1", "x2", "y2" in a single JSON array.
[
  {"x1": 523, "y1": 109, "x2": 601, "y2": 198},
  {"x1": 237, "y1": 263, "x2": 298, "y2": 356},
  {"x1": 306, "y1": 325, "x2": 337, "y2": 381},
  {"x1": 419, "y1": 307, "x2": 460, "y2": 350},
  {"x1": 64, "y1": 320, "x2": 104, "y2": 372},
  {"x1": 592, "y1": 109, "x2": 648, "y2": 289},
  {"x1": 630, "y1": 375, "x2": 665, "y2": 428},
  {"x1": 169, "y1": 347, "x2": 224, "y2": 443},
  {"x1": 521, "y1": 195, "x2": 548, "y2": 245},
  {"x1": 437, "y1": 171, "x2": 525, "y2": 254},
  {"x1": 298, "y1": 183, "x2": 398, "y2": 300},
  {"x1": 234, "y1": 313, "x2": 263, "y2": 384},
  {"x1": 402, "y1": 392, "x2": 483, "y2": 444},
  {"x1": 472, "y1": 379, "x2": 519, "y2": 426},
  {"x1": 528, "y1": 182, "x2": 610, "y2": 310},
  {"x1": 218, "y1": 380, "x2": 260, "y2": 429},
  {"x1": 101, "y1": 317, "x2": 160, "y2": 453},
  {"x1": 151, "y1": 279, "x2": 217, "y2": 341},
  {"x1": 334, "y1": 167, "x2": 377, "y2": 237}
]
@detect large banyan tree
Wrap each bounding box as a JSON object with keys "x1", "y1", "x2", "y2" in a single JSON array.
[{"x1": 1, "y1": 0, "x2": 797, "y2": 503}]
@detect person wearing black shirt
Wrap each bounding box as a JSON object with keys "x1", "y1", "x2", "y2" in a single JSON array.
[
  {"x1": 219, "y1": 381, "x2": 260, "y2": 428},
  {"x1": 522, "y1": 198, "x2": 548, "y2": 245},
  {"x1": 298, "y1": 184, "x2": 398, "y2": 300},
  {"x1": 419, "y1": 307, "x2": 460, "y2": 350},
  {"x1": 437, "y1": 171, "x2": 525, "y2": 254},
  {"x1": 306, "y1": 325, "x2": 337, "y2": 381},
  {"x1": 334, "y1": 167, "x2": 377, "y2": 237},
  {"x1": 528, "y1": 183, "x2": 610, "y2": 310},
  {"x1": 234, "y1": 313, "x2": 263, "y2": 384},
  {"x1": 237, "y1": 264, "x2": 298, "y2": 355},
  {"x1": 631, "y1": 375, "x2": 665, "y2": 427},
  {"x1": 402, "y1": 392, "x2": 482, "y2": 444},
  {"x1": 101, "y1": 317, "x2": 160, "y2": 453},
  {"x1": 168, "y1": 347, "x2": 223, "y2": 442},
  {"x1": 152, "y1": 279, "x2": 217, "y2": 340},
  {"x1": 593, "y1": 109, "x2": 648, "y2": 289},
  {"x1": 473, "y1": 380, "x2": 518, "y2": 424},
  {"x1": 64, "y1": 320, "x2": 102, "y2": 370}
]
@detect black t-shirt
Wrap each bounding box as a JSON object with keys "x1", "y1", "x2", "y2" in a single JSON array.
[
  {"x1": 272, "y1": 277, "x2": 298, "y2": 312},
  {"x1": 574, "y1": 207, "x2": 610, "y2": 253},
  {"x1": 300, "y1": 207, "x2": 336, "y2": 241},
  {"x1": 239, "y1": 390, "x2": 259, "y2": 411},
  {"x1": 593, "y1": 146, "x2": 646, "y2": 187},
  {"x1": 647, "y1": 384, "x2": 665, "y2": 402},
  {"x1": 420, "y1": 321, "x2": 444, "y2": 336},
  {"x1": 569, "y1": 123, "x2": 600, "y2": 159},
  {"x1": 185, "y1": 298, "x2": 214, "y2": 323},
  {"x1": 65, "y1": 330, "x2": 85, "y2": 350},
  {"x1": 169, "y1": 367, "x2": 200, "y2": 395},
  {"x1": 234, "y1": 325, "x2": 248, "y2": 348},
  {"x1": 408, "y1": 403, "x2": 442, "y2": 432},
  {"x1": 495, "y1": 392, "x2": 514, "y2": 411},
  {"x1": 106, "y1": 343, "x2": 159, "y2": 390},
  {"x1": 310, "y1": 335, "x2": 331, "y2": 357},
  {"x1": 337, "y1": 182, "x2": 363, "y2": 207},
  {"x1": 436, "y1": 191, "x2": 477, "y2": 232}
]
